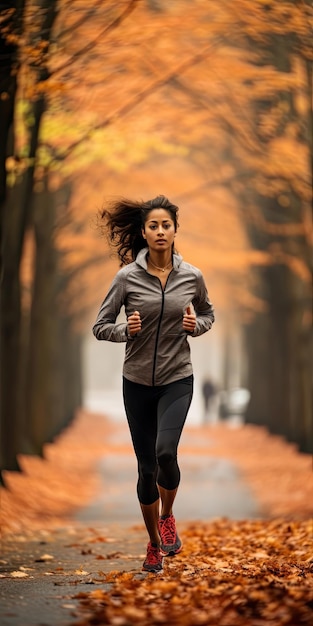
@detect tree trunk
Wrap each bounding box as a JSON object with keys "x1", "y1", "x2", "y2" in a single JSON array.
[
  {"x1": 244, "y1": 313, "x2": 271, "y2": 427},
  {"x1": 58, "y1": 316, "x2": 83, "y2": 433},
  {"x1": 244, "y1": 257, "x2": 312, "y2": 453},
  {"x1": 0, "y1": 180, "x2": 31, "y2": 473},
  {"x1": 242, "y1": 33, "x2": 312, "y2": 453},
  {"x1": 27, "y1": 183, "x2": 83, "y2": 452},
  {"x1": 0, "y1": 0, "x2": 59, "y2": 473},
  {"x1": 26, "y1": 187, "x2": 61, "y2": 452},
  {"x1": 0, "y1": 1, "x2": 25, "y2": 475}
]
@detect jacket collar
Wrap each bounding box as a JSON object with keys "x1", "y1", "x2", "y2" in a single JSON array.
[{"x1": 136, "y1": 247, "x2": 182, "y2": 270}]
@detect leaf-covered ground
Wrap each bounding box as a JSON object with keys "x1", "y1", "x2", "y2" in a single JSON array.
[
  {"x1": 73, "y1": 518, "x2": 313, "y2": 626},
  {"x1": 1, "y1": 410, "x2": 311, "y2": 535},
  {"x1": 191, "y1": 422, "x2": 313, "y2": 520},
  {"x1": 1, "y1": 411, "x2": 312, "y2": 626}
]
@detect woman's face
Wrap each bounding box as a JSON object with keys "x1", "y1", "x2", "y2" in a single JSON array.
[{"x1": 142, "y1": 209, "x2": 176, "y2": 253}]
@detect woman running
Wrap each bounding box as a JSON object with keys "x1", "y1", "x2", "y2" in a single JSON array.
[{"x1": 93, "y1": 194, "x2": 215, "y2": 573}]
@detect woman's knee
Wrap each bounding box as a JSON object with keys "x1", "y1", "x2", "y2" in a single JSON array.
[
  {"x1": 137, "y1": 464, "x2": 158, "y2": 504},
  {"x1": 156, "y1": 445, "x2": 176, "y2": 469},
  {"x1": 137, "y1": 457, "x2": 157, "y2": 483}
]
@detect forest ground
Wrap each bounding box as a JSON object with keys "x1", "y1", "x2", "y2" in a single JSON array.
[{"x1": 0, "y1": 410, "x2": 312, "y2": 626}]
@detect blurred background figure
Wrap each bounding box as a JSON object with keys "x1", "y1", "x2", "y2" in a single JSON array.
[{"x1": 201, "y1": 377, "x2": 219, "y2": 425}]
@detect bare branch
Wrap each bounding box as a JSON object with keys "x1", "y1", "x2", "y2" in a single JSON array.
[
  {"x1": 57, "y1": 0, "x2": 105, "y2": 39},
  {"x1": 51, "y1": 39, "x2": 226, "y2": 161},
  {"x1": 51, "y1": 0, "x2": 140, "y2": 78}
]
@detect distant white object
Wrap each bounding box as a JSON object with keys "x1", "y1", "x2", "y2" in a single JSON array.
[{"x1": 219, "y1": 387, "x2": 251, "y2": 421}]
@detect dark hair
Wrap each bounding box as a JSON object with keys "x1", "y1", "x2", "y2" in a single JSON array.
[{"x1": 99, "y1": 195, "x2": 179, "y2": 265}]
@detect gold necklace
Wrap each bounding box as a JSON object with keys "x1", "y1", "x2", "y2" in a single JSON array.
[{"x1": 148, "y1": 258, "x2": 172, "y2": 272}]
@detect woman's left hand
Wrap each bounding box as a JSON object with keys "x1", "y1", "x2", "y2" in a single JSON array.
[{"x1": 183, "y1": 306, "x2": 196, "y2": 333}]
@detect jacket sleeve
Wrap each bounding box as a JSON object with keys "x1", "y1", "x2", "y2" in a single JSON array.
[
  {"x1": 190, "y1": 271, "x2": 215, "y2": 337},
  {"x1": 92, "y1": 272, "x2": 129, "y2": 343}
]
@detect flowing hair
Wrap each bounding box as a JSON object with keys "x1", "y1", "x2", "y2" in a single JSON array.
[{"x1": 98, "y1": 195, "x2": 179, "y2": 266}]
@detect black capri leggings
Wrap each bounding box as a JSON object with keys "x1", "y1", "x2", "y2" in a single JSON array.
[{"x1": 123, "y1": 375, "x2": 193, "y2": 505}]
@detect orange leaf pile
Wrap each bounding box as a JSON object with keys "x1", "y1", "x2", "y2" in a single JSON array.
[
  {"x1": 0, "y1": 411, "x2": 114, "y2": 536},
  {"x1": 194, "y1": 423, "x2": 312, "y2": 519},
  {"x1": 72, "y1": 518, "x2": 313, "y2": 626}
]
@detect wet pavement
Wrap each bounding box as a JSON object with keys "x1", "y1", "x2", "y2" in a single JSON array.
[
  {"x1": 0, "y1": 422, "x2": 261, "y2": 626},
  {"x1": 0, "y1": 524, "x2": 148, "y2": 626},
  {"x1": 75, "y1": 421, "x2": 258, "y2": 525},
  {"x1": 76, "y1": 452, "x2": 258, "y2": 525}
]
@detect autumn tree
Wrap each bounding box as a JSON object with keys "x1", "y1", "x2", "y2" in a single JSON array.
[
  {"x1": 232, "y1": 1, "x2": 312, "y2": 451},
  {"x1": 0, "y1": 0, "x2": 141, "y2": 473},
  {"x1": 1, "y1": 0, "x2": 311, "y2": 476},
  {"x1": 41, "y1": 0, "x2": 312, "y2": 453},
  {"x1": 0, "y1": 0, "x2": 59, "y2": 473}
]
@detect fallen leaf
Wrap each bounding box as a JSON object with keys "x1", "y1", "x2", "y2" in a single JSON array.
[{"x1": 35, "y1": 553, "x2": 54, "y2": 562}]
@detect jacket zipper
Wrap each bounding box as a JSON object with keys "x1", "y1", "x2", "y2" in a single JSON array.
[
  {"x1": 152, "y1": 273, "x2": 172, "y2": 386},
  {"x1": 152, "y1": 289, "x2": 164, "y2": 385}
]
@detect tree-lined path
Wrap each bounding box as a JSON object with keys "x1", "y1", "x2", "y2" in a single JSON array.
[
  {"x1": 1, "y1": 1, "x2": 312, "y2": 623},
  {"x1": 1, "y1": 0, "x2": 312, "y2": 477}
]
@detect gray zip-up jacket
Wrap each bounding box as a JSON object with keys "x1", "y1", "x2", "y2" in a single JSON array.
[{"x1": 93, "y1": 248, "x2": 215, "y2": 386}]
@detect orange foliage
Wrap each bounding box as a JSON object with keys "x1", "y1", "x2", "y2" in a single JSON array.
[
  {"x1": 14, "y1": 0, "x2": 312, "y2": 324},
  {"x1": 72, "y1": 519, "x2": 313, "y2": 626}
]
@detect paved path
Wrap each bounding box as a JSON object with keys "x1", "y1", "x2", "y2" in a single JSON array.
[
  {"x1": 0, "y1": 422, "x2": 261, "y2": 626},
  {"x1": 76, "y1": 425, "x2": 258, "y2": 525}
]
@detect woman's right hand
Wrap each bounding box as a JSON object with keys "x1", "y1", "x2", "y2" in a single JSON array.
[{"x1": 127, "y1": 310, "x2": 142, "y2": 337}]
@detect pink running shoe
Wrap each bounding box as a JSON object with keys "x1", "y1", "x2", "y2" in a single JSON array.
[
  {"x1": 159, "y1": 514, "x2": 182, "y2": 556},
  {"x1": 142, "y1": 542, "x2": 164, "y2": 573}
]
